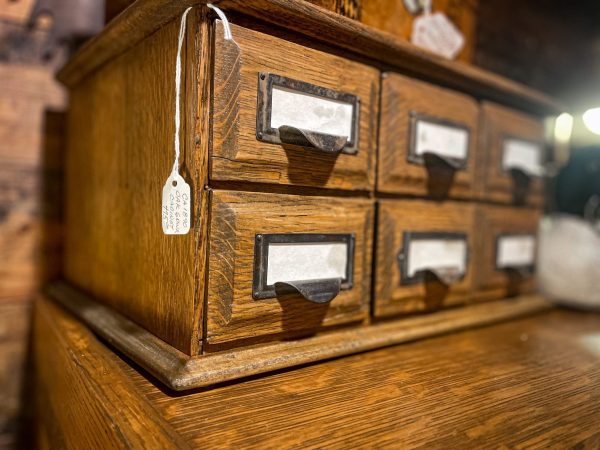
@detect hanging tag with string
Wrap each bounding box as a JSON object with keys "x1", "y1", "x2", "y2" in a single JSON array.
[
  {"x1": 162, "y1": 6, "x2": 192, "y2": 235},
  {"x1": 411, "y1": 0, "x2": 465, "y2": 60},
  {"x1": 162, "y1": 4, "x2": 235, "y2": 235}
]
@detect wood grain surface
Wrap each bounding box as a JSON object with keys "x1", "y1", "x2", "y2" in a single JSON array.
[
  {"x1": 188, "y1": 7, "x2": 214, "y2": 355},
  {"x1": 479, "y1": 101, "x2": 546, "y2": 205},
  {"x1": 375, "y1": 199, "x2": 475, "y2": 317},
  {"x1": 34, "y1": 296, "x2": 190, "y2": 449},
  {"x1": 206, "y1": 190, "x2": 373, "y2": 348},
  {"x1": 63, "y1": 16, "x2": 203, "y2": 354},
  {"x1": 212, "y1": 21, "x2": 379, "y2": 191},
  {"x1": 49, "y1": 281, "x2": 549, "y2": 391},
  {"x1": 0, "y1": 300, "x2": 31, "y2": 448},
  {"x1": 474, "y1": 204, "x2": 541, "y2": 301},
  {"x1": 36, "y1": 293, "x2": 600, "y2": 448},
  {"x1": 304, "y1": 0, "x2": 361, "y2": 20},
  {"x1": 361, "y1": 0, "x2": 478, "y2": 63},
  {"x1": 378, "y1": 72, "x2": 479, "y2": 198},
  {"x1": 56, "y1": 0, "x2": 561, "y2": 116}
]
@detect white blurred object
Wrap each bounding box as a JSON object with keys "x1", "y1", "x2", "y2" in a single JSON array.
[
  {"x1": 554, "y1": 112, "x2": 574, "y2": 144},
  {"x1": 538, "y1": 214, "x2": 600, "y2": 309},
  {"x1": 582, "y1": 107, "x2": 600, "y2": 135}
]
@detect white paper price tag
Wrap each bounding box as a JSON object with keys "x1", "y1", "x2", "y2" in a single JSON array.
[
  {"x1": 411, "y1": 12, "x2": 465, "y2": 60},
  {"x1": 162, "y1": 173, "x2": 191, "y2": 235}
]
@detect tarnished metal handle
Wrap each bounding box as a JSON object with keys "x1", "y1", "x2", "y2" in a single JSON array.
[
  {"x1": 422, "y1": 151, "x2": 465, "y2": 171},
  {"x1": 274, "y1": 278, "x2": 341, "y2": 304},
  {"x1": 421, "y1": 266, "x2": 464, "y2": 285},
  {"x1": 278, "y1": 125, "x2": 348, "y2": 154},
  {"x1": 503, "y1": 266, "x2": 534, "y2": 278},
  {"x1": 508, "y1": 167, "x2": 534, "y2": 204},
  {"x1": 508, "y1": 167, "x2": 533, "y2": 185}
]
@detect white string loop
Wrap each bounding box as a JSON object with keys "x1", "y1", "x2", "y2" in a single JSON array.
[
  {"x1": 208, "y1": 3, "x2": 234, "y2": 41},
  {"x1": 172, "y1": 5, "x2": 234, "y2": 179},
  {"x1": 172, "y1": 6, "x2": 192, "y2": 178},
  {"x1": 421, "y1": 0, "x2": 432, "y2": 15}
]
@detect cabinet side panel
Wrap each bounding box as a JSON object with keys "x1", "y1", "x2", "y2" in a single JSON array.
[{"x1": 63, "y1": 18, "x2": 200, "y2": 354}]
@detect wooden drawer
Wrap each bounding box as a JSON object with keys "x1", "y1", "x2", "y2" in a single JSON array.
[
  {"x1": 374, "y1": 199, "x2": 475, "y2": 317},
  {"x1": 212, "y1": 22, "x2": 379, "y2": 191},
  {"x1": 474, "y1": 205, "x2": 540, "y2": 300},
  {"x1": 206, "y1": 190, "x2": 373, "y2": 347},
  {"x1": 479, "y1": 102, "x2": 546, "y2": 205},
  {"x1": 378, "y1": 73, "x2": 479, "y2": 198}
]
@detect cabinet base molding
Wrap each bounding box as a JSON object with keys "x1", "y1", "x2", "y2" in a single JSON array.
[{"x1": 47, "y1": 281, "x2": 552, "y2": 391}]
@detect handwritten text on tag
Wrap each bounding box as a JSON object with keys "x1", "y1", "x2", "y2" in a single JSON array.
[{"x1": 162, "y1": 173, "x2": 191, "y2": 235}]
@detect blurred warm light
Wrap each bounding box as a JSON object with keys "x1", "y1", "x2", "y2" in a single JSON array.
[
  {"x1": 554, "y1": 112, "x2": 573, "y2": 143},
  {"x1": 582, "y1": 108, "x2": 600, "y2": 135}
]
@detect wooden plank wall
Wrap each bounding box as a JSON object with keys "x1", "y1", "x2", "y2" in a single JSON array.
[{"x1": 0, "y1": 1, "x2": 66, "y2": 445}]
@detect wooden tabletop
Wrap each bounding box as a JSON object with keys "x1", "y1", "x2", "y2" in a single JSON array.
[{"x1": 35, "y1": 295, "x2": 600, "y2": 448}]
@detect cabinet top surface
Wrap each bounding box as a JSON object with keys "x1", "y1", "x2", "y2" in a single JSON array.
[
  {"x1": 57, "y1": 0, "x2": 562, "y2": 115},
  {"x1": 41, "y1": 294, "x2": 600, "y2": 448}
]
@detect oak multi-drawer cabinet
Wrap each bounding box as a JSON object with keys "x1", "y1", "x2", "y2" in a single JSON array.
[{"x1": 49, "y1": 1, "x2": 559, "y2": 390}]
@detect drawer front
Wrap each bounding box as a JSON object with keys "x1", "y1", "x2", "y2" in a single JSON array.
[
  {"x1": 474, "y1": 205, "x2": 540, "y2": 299},
  {"x1": 480, "y1": 102, "x2": 546, "y2": 205},
  {"x1": 206, "y1": 190, "x2": 373, "y2": 347},
  {"x1": 378, "y1": 73, "x2": 479, "y2": 198},
  {"x1": 374, "y1": 199, "x2": 475, "y2": 317},
  {"x1": 212, "y1": 22, "x2": 379, "y2": 191}
]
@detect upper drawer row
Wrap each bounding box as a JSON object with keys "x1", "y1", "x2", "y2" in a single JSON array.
[{"x1": 212, "y1": 22, "x2": 547, "y2": 205}]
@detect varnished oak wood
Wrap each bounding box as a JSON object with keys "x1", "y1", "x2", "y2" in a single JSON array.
[
  {"x1": 206, "y1": 190, "x2": 373, "y2": 347},
  {"x1": 0, "y1": 299, "x2": 31, "y2": 446},
  {"x1": 47, "y1": 280, "x2": 550, "y2": 391},
  {"x1": 37, "y1": 292, "x2": 600, "y2": 448},
  {"x1": 479, "y1": 101, "x2": 546, "y2": 205},
  {"x1": 474, "y1": 204, "x2": 541, "y2": 301},
  {"x1": 56, "y1": 0, "x2": 561, "y2": 115},
  {"x1": 55, "y1": 0, "x2": 551, "y2": 389},
  {"x1": 304, "y1": 0, "x2": 360, "y2": 20},
  {"x1": 212, "y1": 22, "x2": 379, "y2": 191},
  {"x1": 63, "y1": 14, "x2": 208, "y2": 354},
  {"x1": 375, "y1": 199, "x2": 476, "y2": 317},
  {"x1": 361, "y1": 0, "x2": 477, "y2": 63},
  {"x1": 378, "y1": 73, "x2": 479, "y2": 198},
  {"x1": 34, "y1": 294, "x2": 190, "y2": 449}
]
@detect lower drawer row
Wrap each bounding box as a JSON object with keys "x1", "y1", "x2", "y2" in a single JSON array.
[{"x1": 206, "y1": 190, "x2": 540, "y2": 347}]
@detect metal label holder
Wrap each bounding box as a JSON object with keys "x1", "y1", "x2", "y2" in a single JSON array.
[
  {"x1": 397, "y1": 231, "x2": 469, "y2": 285},
  {"x1": 500, "y1": 134, "x2": 545, "y2": 180},
  {"x1": 407, "y1": 112, "x2": 470, "y2": 171},
  {"x1": 256, "y1": 73, "x2": 360, "y2": 155},
  {"x1": 252, "y1": 233, "x2": 355, "y2": 302},
  {"x1": 494, "y1": 233, "x2": 536, "y2": 275}
]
